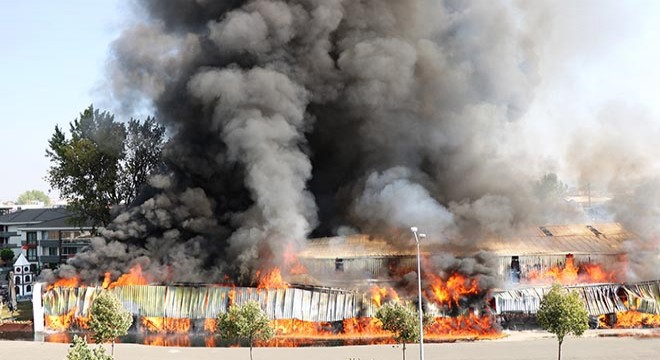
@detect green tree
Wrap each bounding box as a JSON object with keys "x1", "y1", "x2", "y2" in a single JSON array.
[
  {"x1": 118, "y1": 117, "x2": 166, "y2": 204},
  {"x1": 66, "y1": 335, "x2": 112, "y2": 360},
  {"x1": 0, "y1": 249, "x2": 14, "y2": 263},
  {"x1": 375, "y1": 302, "x2": 420, "y2": 360},
  {"x1": 46, "y1": 105, "x2": 165, "y2": 228},
  {"x1": 537, "y1": 284, "x2": 589, "y2": 360},
  {"x1": 88, "y1": 291, "x2": 133, "y2": 357},
  {"x1": 16, "y1": 190, "x2": 51, "y2": 206},
  {"x1": 534, "y1": 173, "x2": 569, "y2": 201},
  {"x1": 216, "y1": 300, "x2": 274, "y2": 360}
]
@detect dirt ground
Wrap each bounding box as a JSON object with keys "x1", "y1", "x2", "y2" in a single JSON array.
[{"x1": 1, "y1": 330, "x2": 660, "y2": 360}]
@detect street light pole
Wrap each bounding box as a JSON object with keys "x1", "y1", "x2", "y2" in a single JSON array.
[{"x1": 411, "y1": 227, "x2": 426, "y2": 360}]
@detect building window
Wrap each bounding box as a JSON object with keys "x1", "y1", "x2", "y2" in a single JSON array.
[
  {"x1": 335, "y1": 258, "x2": 344, "y2": 272},
  {"x1": 62, "y1": 247, "x2": 78, "y2": 256},
  {"x1": 48, "y1": 247, "x2": 58, "y2": 256},
  {"x1": 27, "y1": 248, "x2": 37, "y2": 262},
  {"x1": 26, "y1": 285, "x2": 31, "y2": 293},
  {"x1": 26, "y1": 232, "x2": 37, "y2": 244},
  {"x1": 510, "y1": 256, "x2": 521, "y2": 283}
]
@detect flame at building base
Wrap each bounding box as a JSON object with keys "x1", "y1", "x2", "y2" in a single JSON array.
[
  {"x1": 41, "y1": 264, "x2": 500, "y2": 345},
  {"x1": 599, "y1": 311, "x2": 660, "y2": 329}
]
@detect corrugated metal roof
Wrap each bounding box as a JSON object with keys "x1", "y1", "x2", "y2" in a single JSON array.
[
  {"x1": 486, "y1": 223, "x2": 632, "y2": 255},
  {"x1": 299, "y1": 223, "x2": 634, "y2": 259},
  {"x1": 298, "y1": 234, "x2": 417, "y2": 259}
]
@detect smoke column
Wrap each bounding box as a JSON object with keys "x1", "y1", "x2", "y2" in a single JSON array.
[{"x1": 56, "y1": 1, "x2": 619, "y2": 285}]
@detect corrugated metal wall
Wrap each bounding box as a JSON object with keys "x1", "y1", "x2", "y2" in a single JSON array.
[
  {"x1": 43, "y1": 285, "x2": 360, "y2": 322},
  {"x1": 497, "y1": 254, "x2": 621, "y2": 284},
  {"x1": 493, "y1": 283, "x2": 637, "y2": 316}
]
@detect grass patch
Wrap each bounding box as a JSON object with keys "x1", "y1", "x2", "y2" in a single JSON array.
[{"x1": 1, "y1": 301, "x2": 33, "y2": 322}]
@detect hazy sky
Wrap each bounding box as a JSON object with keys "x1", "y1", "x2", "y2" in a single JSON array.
[
  {"x1": 2, "y1": 1, "x2": 660, "y2": 202},
  {"x1": 0, "y1": 1, "x2": 125, "y2": 201}
]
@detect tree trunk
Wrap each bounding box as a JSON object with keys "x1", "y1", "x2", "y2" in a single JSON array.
[
  {"x1": 558, "y1": 339, "x2": 562, "y2": 360},
  {"x1": 402, "y1": 342, "x2": 406, "y2": 360},
  {"x1": 112, "y1": 340, "x2": 115, "y2": 357},
  {"x1": 249, "y1": 340, "x2": 253, "y2": 360}
]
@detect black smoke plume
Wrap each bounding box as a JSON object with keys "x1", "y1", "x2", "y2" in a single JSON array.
[{"x1": 52, "y1": 1, "x2": 592, "y2": 285}]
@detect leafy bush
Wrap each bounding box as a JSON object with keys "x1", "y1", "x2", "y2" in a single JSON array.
[
  {"x1": 0, "y1": 249, "x2": 14, "y2": 263},
  {"x1": 66, "y1": 335, "x2": 112, "y2": 360}
]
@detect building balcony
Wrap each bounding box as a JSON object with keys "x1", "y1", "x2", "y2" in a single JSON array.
[
  {"x1": 39, "y1": 255, "x2": 61, "y2": 264},
  {"x1": 0, "y1": 243, "x2": 18, "y2": 249},
  {"x1": 0, "y1": 231, "x2": 18, "y2": 238},
  {"x1": 62, "y1": 242, "x2": 90, "y2": 248},
  {"x1": 39, "y1": 240, "x2": 60, "y2": 247}
]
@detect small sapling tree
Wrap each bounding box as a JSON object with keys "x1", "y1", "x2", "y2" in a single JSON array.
[
  {"x1": 89, "y1": 291, "x2": 133, "y2": 357},
  {"x1": 375, "y1": 302, "x2": 420, "y2": 360},
  {"x1": 216, "y1": 300, "x2": 274, "y2": 360},
  {"x1": 537, "y1": 284, "x2": 589, "y2": 360}
]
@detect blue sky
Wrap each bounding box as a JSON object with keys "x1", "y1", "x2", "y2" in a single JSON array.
[{"x1": 0, "y1": 1, "x2": 125, "y2": 201}]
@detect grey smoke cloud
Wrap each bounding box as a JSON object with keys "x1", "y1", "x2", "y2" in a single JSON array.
[
  {"x1": 57, "y1": 0, "x2": 638, "y2": 285},
  {"x1": 567, "y1": 102, "x2": 660, "y2": 281}
]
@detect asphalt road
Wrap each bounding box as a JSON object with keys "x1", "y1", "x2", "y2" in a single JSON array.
[{"x1": 1, "y1": 330, "x2": 660, "y2": 360}]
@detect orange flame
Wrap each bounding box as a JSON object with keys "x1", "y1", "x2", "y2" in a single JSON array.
[
  {"x1": 140, "y1": 317, "x2": 192, "y2": 333},
  {"x1": 44, "y1": 308, "x2": 76, "y2": 331},
  {"x1": 47, "y1": 264, "x2": 149, "y2": 291},
  {"x1": 426, "y1": 314, "x2": 501, "y2": 340},
  {"x1": 256, "y1": 268, "x2": 288, "y2": 289},
  {"x1": 526, "y1": 256, "x2": 617, "y2": 285},
  {"x1": 342, "y1": 317, "x2": 389, "y2": 337},
  {"x1": 283, "y1": 242, "x2": 308, "y2": 275},
  {"x1": 101, "y1": 272, "x2": 111, "y2": 289},
  {"x1": 46, "y1": 277, "x2": 80, "y2": 292},
  {"x1": 600, "y1": 311, "x2": 660, "y2": 328},
  {"x1": 108, "y1": 265, "x2": 149, "y2": 288},
  {"x1": 582, "y1": 263, "x2": 617, "y2": 283},
  {"x1": 268, "y1": 315, "x2": 500, "y2": 342},
  {"x1": 143, "y1": 335, "x2": 192, "y2": 347},
  {"x1": 273, "y1": 318, "x2": 337, "y2": 337},
  {"x1": 427, "y1": 273, "x2": 480, "y2": 308},
  {"x1": 204, "y1": 318, "x2": 217, "y2": 333},
  {"x1": 370, "y1": 285, "x2": 400, "y2": 307}
]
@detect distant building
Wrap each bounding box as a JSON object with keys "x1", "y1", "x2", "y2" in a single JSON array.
[{"x1": 0, "y1": 208, "x2": 93, "y2": 271}]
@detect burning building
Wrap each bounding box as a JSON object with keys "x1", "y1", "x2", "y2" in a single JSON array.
[
  {"x1": 35, "y1": 0, "x2": 660, "y2": 344},
  {"x1": 295, "y1": 223, "x2": 629, "y2": 288},
  {"x1": 35, "y1": 221, "x2": 660, "y2": 340}
]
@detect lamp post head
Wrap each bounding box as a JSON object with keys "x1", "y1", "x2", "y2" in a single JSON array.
[
  {"x1": 410, "y1": 226, "x2": 418, "y2": 233},
  {"x1": 419, "y1": 233, "x2": 426, "y2": 239}
]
